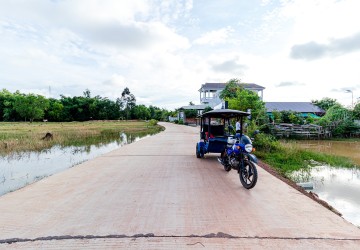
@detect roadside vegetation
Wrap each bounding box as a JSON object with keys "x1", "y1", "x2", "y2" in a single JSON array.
[
  {"x1": 0, "y1": 88, "x2": 174, "y2": 122},
  {"x1": 0, "y1": 120, "x2": 163, "y2": 156},
  {"x1": 220, "y1": 78, "x2": 360, "y2": 178},
  {"x1": 254, "y1": 133, "x2": 356, "y2": 175},
  {"x1": 0, "y1": 87, "x2": 170, "y2": 156}
]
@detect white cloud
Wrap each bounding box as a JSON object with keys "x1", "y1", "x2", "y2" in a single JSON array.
[
  {"x1": 194, "y1": 26, "x2": 235, "y2": 45},
  {"x1": 280, "y1": 0, "x2": 360, "y2": 44},
  {"x1": 1, "y1": 0, "x2": 360, "y2": 110}
]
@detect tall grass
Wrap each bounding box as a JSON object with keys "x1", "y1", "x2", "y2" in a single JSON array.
[
  {"x1": 254, "y1": 133, "x2": 357, "y2": 176},
  {"x1": 0, "y1": 121, "x2": 163, "y2": 155}
]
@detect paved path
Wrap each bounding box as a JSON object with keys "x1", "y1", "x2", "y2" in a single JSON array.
[{"x1": 0, "y1": 122, "x2": 359, "y2": 249}]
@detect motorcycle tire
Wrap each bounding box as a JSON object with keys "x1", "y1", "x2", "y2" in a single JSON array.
[
  {"x1": 196, "y1": 143, "x2": 204, "y2": 158},
  {"x1": 239, "y1": 160, "x2": 258, "y2": 189},
  {"x1": 196, "y1": 143, "x2": 201, "y2": 158},
  {"x1": 220, "y1": 151, "x2": 231, "y2": 172}
]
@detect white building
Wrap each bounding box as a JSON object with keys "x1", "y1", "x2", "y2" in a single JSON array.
[{"x1": 199, "y1": 82, "x2": 265, "y2": 108}]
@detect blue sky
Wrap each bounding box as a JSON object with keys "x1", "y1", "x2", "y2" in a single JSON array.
[{"x1": 1, "y1": 0, "x2": 360, "y2": 109}]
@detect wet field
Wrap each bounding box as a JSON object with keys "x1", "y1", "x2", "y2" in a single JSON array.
[
  {"x1": 0, "y1": 132, "x2": 151, "y2": 196},
  {"x1": 287, "y1": 140, "x2": 360, "y2": 227}
]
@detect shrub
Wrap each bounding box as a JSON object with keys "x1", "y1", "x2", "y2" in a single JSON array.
[{"x1": 148, "y1": 119, "x2": 158, "y2": 126}]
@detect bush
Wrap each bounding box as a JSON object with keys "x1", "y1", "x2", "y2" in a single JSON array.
[
  {"x1": 148, "y1": 119, "x2": 158, "y2": 126},
  {"x1": 178, "y1": 120, "x2": 184, "y2": 125},
  {"x1": 174, "y1": 120, "x2": 179, "y2": 124}
]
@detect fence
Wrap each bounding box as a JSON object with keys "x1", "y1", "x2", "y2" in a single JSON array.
[{"x1": 269, "y1": 123, "x2": 331, "y2": 139}]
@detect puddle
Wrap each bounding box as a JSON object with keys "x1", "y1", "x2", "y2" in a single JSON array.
[
  {"x1": 289, "y1": 166, "x2": 360, "y2": 227},
  {"x1": 0, "y1": 133, "x2": 151, "y2": 196}
]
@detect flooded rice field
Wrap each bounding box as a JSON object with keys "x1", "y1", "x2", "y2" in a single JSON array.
[
  {"x1": 293, "y1": 140, "x2": 360, "y2": 165},
  {"x1": 288, "y1": 140, "x2": 360, "y2": 227},
  {"x1": 0, "y1": 133, "x2": 150, "y2": 196}
]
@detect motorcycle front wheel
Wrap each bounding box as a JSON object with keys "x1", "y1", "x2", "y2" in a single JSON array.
[{"x1": 239, "y1": 160, "x2": 258, "y2": 189}]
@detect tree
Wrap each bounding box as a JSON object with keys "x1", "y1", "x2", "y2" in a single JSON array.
[
  {"x1": 280, "y1": 110, "x2": 292, "y2": 123},
  {"x1": 83, "y1": 89, "x2": 91, "y2": 98},
  {"x1": 184, "y1": 109, "x2": 197, "y2": 118},
  {"x1": 0, "y1": 89, "x2": 21, "y2": 121},
  {"x1": 219, "y1": 78, "x2": 241, "y2": 100},
  {"x1": 132, "y1": 105, "x2": 150, "y2": 120},
  {"x1": 353, "y1": 102, "x2": 360, "y2": 120},
  {"x1": 45, "y1": 98, "x2": 64, "y2": 121},
  {"x1": 119, "y1": 87, "x2": 136, "y2": 120},
  {"x1": 203, "y1": 106, "x2": 213, "y2": 113},
  {"x1": 14, "y1": 93, "x2": 49, "y2": 122},
  {"x1": 228, "y1": 88, "x2": 267, "y2": 126},
  {"x1": 271, "y1": 110, "x2": 281, "y2": 124},
  {"x1": 318, "y1": 104, "x2": 359, "y2": 137},
  {"x1": 312, "y1": 97, "x2": 340, "y2": 111}
]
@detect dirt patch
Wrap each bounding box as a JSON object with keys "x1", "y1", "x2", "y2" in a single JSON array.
[{"x1": 257, "y1": 160, "x2": 342, "y2": 217}]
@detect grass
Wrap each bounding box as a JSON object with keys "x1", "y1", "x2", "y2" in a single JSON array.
[
  {"x1": 254, "y1": 134, "x2": 358, "y2": 176},
  {"x1": 0, "y1": 120, "x2": 164, "y2": 155}
]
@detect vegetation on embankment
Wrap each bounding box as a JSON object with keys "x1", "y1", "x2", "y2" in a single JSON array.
[
  {"x1": 254, "y1": 133, "x2": 358, "y2": 176},
  {"x1": 0, "y1": 120, "x2": 163, "y2": 155}
]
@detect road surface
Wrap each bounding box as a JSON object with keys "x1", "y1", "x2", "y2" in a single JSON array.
[{"x1": 0, "y1": 122, "x2": 359, "y2": 249}]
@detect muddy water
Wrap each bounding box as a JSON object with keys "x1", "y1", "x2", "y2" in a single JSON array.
[
  {"x1": 292, "y1": 140, "x2": 360, "y2": 165},
  {"x1": 290, "y1": 166, "x2": 360, "y2": 227},
  {"x1": 0, "y1": 133, "x2": 151, "y2": 196},
  {"x1": 287, "y1": 140, "x2": 360, "y2": 227}
]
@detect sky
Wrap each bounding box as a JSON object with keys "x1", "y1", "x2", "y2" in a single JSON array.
[{"x1": 1, "y1": 0, "x2": 360, "y2": 110}]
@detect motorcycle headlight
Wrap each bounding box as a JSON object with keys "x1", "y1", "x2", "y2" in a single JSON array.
[{"x1": 245, "y1": 144, "x2": 253, "y2": 153}]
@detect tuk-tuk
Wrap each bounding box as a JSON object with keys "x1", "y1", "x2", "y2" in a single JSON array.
[{"x1": 196, "y1": 109, "x2": 258, "y2": 189}]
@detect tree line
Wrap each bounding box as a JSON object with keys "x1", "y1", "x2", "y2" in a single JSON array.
[{"x1": 0, "y1": 88, "x2": 172, "y2": 122}]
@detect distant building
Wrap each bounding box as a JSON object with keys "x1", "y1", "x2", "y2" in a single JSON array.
[
  {"x1": 199, "y1": 82, "x2": 265, "y2": 108},
  {"x1": 177, "y1": 104, "x2": 209, "y2": 125},
  {"x1": 175, "y1": 82, "x2": 326, "y2": 125},
  {"x1": 265, "y1": 102, "x2": 325, "y2": 118}
]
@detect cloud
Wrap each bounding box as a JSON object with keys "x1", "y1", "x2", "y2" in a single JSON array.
[
  {"x1": 103, "y1": 74, "x2": 126, "y2": 87},
  {"x1": 211, "y1": 58, "x2": 247, "y2": 74},
  {"x1": 330, "y1": 86, "x2": 359, "y2": 93},
  {"x1": 84, "y1": 21, "x2": 189, "y2": 52},
  {"x1": 290, "y1": 32, "x2": 360, "y2": 60},
  {"x1": 194, "y1": 26, "x2": 234, "y2": 45},
  {"x1": 275, "y1": 81, "x2": 305, "y2": 87}
]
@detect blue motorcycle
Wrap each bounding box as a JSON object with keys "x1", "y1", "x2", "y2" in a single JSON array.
[{"x1": 196, "y1": 109, "x2": 258, "y2": 189}]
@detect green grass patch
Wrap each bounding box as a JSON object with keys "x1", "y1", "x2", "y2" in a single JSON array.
[{"x1": 255, "y1": 134, "x2": 358, "y2": 176}]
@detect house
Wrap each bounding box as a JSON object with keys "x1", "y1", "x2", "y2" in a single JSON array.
[
  {"x1": 199, "y1": 82, "x2": 265, "y2": 108},
  {"x1": 177, "y1": 104, "x2": 209, "y2": 125},
  {"x1": 175, "y1": 82, "x2": 325, "y2": 124},
  {"x1": 265, "y1": 102, "x2": 325, "y2": 118}
]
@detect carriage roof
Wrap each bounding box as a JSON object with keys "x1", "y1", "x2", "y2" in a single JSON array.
[{"x1": 200, "y1": 109, "x2": 250, "y2": 119}]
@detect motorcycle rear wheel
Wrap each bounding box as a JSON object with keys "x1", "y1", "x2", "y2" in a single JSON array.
[
  {"x1": 220, "y1": 151, "x2": 231, "y2": 172},
  {"x1": 239, "y1": 161, "x2": 257, "y2": 189},
  {"x1": 196, "y1": 143, "x2": 204, "y2": 158},
  {"x1": 196, "y1": 143, "x2": 201, "y2": 158}
]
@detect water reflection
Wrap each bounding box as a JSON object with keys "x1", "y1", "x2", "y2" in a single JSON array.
[
  {"x1": 290, "y1": 140, "x2": 360, "y2": 165},
  {"x1": 289, "y1": 166, "x2": 360, "y2": 227},
  {"x1": 0, "y1": 132, "x2": 151, "y2": 196}
]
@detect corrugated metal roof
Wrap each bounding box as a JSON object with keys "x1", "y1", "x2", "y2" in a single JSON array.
[
  {"x1": 180, "y1": 104, "x2": 209, "y2": 110},
  {"x1": 199, "y1": 82, "x2": 265, "y2": 91},
  {"x1": 265, "y1": 102, "x2": 325, "y2": 113}
]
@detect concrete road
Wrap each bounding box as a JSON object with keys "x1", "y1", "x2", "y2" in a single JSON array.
[{"x1": 0, "y1": 122, "x2": 359, "y2": 249}]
